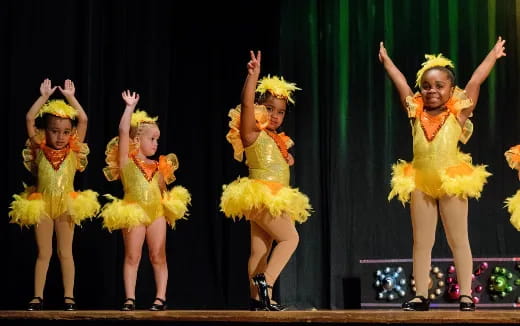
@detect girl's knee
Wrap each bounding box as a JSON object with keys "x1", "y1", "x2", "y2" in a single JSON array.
[
  {"x1": 149, "y1": 251, "x2": 166, "y2": 265},
  {"x1": 125, "y1": 253, "x2": 142, "y2": 266}
]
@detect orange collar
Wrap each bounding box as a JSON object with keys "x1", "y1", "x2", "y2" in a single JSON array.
[
  {"x1": 132, "y1": 155, "x2": 158, "y2": 182},
  {"x1": 415, "y1": 97, "x2": 457, "y2": 142},
  {"x1": 264, "y1": 130, "x2": 289, "y2": 163},
  {"x1": 41, "y1": 145, "x2": 70, "y2": 170}
]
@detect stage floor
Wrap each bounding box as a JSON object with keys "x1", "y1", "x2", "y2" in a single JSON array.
[{"x1": 1, "y1": 309, "x2": 520, "y2": 325}]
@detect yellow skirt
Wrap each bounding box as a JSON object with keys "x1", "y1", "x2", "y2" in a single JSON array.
[
  {"x1": 9, "y1": 187, "x2": 100, "y2": 227},
  {"x1": 100, "y1": 186, "x2": 191, "y2": 231},
  {"x1": 506, "y1": 190, "x2": 520, "y2": 231},
  {"x1": 388, "y1": 156, "x2": 491, "y2": 205},
  {"x1": 220, "y1": 177, "x2": 311, "y2": 223}
]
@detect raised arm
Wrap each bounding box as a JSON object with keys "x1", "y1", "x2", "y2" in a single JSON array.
[
  {"x1": 26, "y1": 79, "x2": 57, "y2": 143},
  {"x1": 462, "y1": 36, "x2": 506, "y2": 121},
  {"x1": 118, "y1": 90, "x2": 140, "y2": 167},
  {"x1": 240, "y1": 50, "x2": 262, "y2": 147},
  {"x1": 379, "y1": 42, "x2": 413, "y2": 111},
  {"x1": 59, "y1": 79, "x2": 88, "y2": 142}
]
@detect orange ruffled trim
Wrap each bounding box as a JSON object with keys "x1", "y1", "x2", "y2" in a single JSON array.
[
  {"x1": 505, "y1": 145, "x2": 520, "y2": 170},
  {"x1": 226, "y1": 104, "x2": 294, "y2": 162},
  {"x1": 158, "y1": 154, "x2": 179, "y2": 185},
  {"x1": 406, "y1": 87, "x2": 474, "y2": 144},
  {"x1": 102, "y1": 136, "x2": 140, "y2": 181},
  {"x1": 23, "y1": 130, "x2": 89, "y2": 173}
]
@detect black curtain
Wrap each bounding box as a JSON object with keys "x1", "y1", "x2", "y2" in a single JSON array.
[{"x1": 3, "y1": 0, "x2": 519, "y2": 310}]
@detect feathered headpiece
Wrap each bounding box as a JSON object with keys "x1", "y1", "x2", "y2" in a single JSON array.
[
  {"x1": 415, "y1": 54, "x2": 455, "y2": 88},
  {"x1": 38, "y1": 99, "x2": 77, "y2": 119},
  {"x1": 131, "y1": 109, "x2": 158, "y2": 128},
  {"x1": 256, "y1": 75, "x2": 301, "y2": 104}
]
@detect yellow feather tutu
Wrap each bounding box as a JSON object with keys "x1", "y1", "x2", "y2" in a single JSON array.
[
  {"x1": 505, "y1": 190, "x2": 520, "y2": 231},
  {"x1": 388, "y1": 160, "x2": 416, "y2": 205},
  {"x1": 220, "y1": 177, "x2": 311, "y2": 223},
  {"x1": 162, "y1": 186, "x2": 191, "y2": 228},
  {"x1": 99, "y1": 195, "x2": 151, "y2": 231},
  {"x1": 67, "y1": 190, "x2": 101, "y2": 225},
  {"x1": 440, "y1": 164, "x2": 491, "y2": 199},
  {"x1": 8, "y1": 191, "x2": 45, "y2": 227}
]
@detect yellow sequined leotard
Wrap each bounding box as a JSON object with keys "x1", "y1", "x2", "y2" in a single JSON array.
[
  {"x1": 504, "y1": 145, "x2": 520, "y2": 230},
  {"x1": 388, "y1": 87, "x2": 491, "y2": 204},
  {"x1": 99, "y1": 137, "x2": 191, "y2": 231},
  {"x1": 8, "y1": 134, "x2": 100, "y2": 227},
  {"x1": 220, "y1": 104, "x2": 311, "y2": 223}
]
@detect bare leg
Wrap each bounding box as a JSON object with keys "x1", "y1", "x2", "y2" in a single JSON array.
[
  {"x1": 439, "y1": 195, "x2": 472, "y2": 303},
  {"x1": 122, "y1": 225, "x2": 146, "y2": 301},
  {"x1": 146, "y1": 217, "x2": 168, "y2": 304},
  {"x1": 248, "y1": 219, "x2": 272, "y2": 299},
  {"x1": 410, "y1": 190, "x2": 439, "y2": 300},
  {"x1": 54, "y1": 213, "x2": 75, "y2": 301},
  {"x1": 32, "y1": 215, "x2": 54, "y2": 302}
]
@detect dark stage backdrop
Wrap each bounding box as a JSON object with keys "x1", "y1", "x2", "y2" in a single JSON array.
[{"x1": 2, "y1": 0, "x2": 519, "y2": 310}]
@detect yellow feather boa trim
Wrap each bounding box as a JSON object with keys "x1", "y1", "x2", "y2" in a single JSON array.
[
  {"x1": 9, "y1": 187, "x2": 100, "y2": 227},
  {"x1": 505, "y1": 190, "x2": 520, "y2": 231},
  {"x1": 162, "y1": 186, "x2": 191, "y2": 228},
  {"x1": 388, "y1": 160, "x2": 416, "y2": 205},
  {"x1": 99, "y1": 195, "x2": 151, "y2": 231},
  {"x1": 388, "y1": 158, "x2": 491, "y2": 204},
  {"x1": 220, "y1": 177, "x2": 311, "y2": 223}
]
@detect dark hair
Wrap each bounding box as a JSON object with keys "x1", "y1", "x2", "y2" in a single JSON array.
[
  {"x1": 37, "y1": 113, "x2": 76, "y2": 130},
  {"x1": 256, "y1": 91, "x2": 293, "y2": 107},
  {"x1": 421, "y1": 66, "x2": 456, "y2": 87}
]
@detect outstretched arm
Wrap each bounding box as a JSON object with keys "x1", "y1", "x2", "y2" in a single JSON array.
[
  {"x1": 462, "y1": 36, "x2": 506, "y2": 121},
  {"x1": 240, "y1": 50, "x2": 262, "y2": 147},
  {"x1": 26, "y1": 79, "x2": 57, "y2": 143},
  {"x1": 118, "y1": 90, "x2": 140, "y2": 167},
  {"x1": 59, "y1": 79, "x2": 88, "y2": 142},
  {"x1": 379, "y1": 42, "x2": 413, "y2": 112}
]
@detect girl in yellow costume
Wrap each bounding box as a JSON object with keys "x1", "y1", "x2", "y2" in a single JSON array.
[
  {"x1": 379, "y1": 37, "x2": 506, "y2": 311},
  {"x1": 9, "y1": 79, "x2": 100, "y2": 311},
  {"x1": 504, "y1": 145, "x2": 520, "y2": 230},
  {"x1": 100, "y1": 90, "x2": 190, "y2": 311},
  {"x1": 220, "y1": 51, "x2": 312, "y2": 311}
]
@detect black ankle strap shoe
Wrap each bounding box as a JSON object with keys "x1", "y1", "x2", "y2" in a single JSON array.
[
  {"x1": 402, "y1": 295, "x2": 430, "y2": 311},
  {"x1": 149, "y1": 297, "x2": 167, "y2": 311},
  {"x1": 63, "y1": 297, "x2": 77, "y2": 311},
  {"x1": 27, "y1": 297, "x2": 43, "y2": 311},
  {"x1": 121, "y1": 298, "x2": 136, "y2": 311},
  {"x1": 459, "y1": 295, "x2": 475, "y2": 311}
]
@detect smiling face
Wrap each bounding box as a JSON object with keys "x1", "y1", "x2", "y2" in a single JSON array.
[
  {"x1": 419, "y1": 68, "x2": 455, "y2": 110},
  {"x1": 44, "y1": 115, "x2": 73, "y2": 150},
  {"x1": 259, "y1": 94, "x2": 287, "y2": 131},
  {"x1": 137, "y1": 124, "x2": 160, "y2": 157}
]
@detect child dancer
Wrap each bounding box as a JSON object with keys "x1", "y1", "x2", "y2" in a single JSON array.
[
  {"x1": 100, "y1": 90, "x2": 191, "y2": 311},
  {"x1": 379, "y1": 37, "x2": 506, "y2": 311},
  {"x1": 9, "y1": 78, "x2": 100, "y2": 311},
  {"x1": 220, "y1": 51, "x2": 312, "y2": 311},
  {"x1": 505, "y1": 145, "x2": 520, "y2": 230}
]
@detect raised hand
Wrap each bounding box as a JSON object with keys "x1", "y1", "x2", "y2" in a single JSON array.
[
  {"x1": 492, "y1": 36, "x2": 506, "y2": 59},
  {"x1": 247, "y1": 50, "x2": 261, "y2": 76},
  {"x1": 40, "y1": 78, "x2": 57, "y2": 97},
  {"x1": 58, "y1": 79, "x2": 76, "y2": 98},
  {"x1": 122, "y1": 90, "x2": 140, "y2": 107},
  {"x1": 378, "y1": 42, "x2": 390, "y2": 64}
]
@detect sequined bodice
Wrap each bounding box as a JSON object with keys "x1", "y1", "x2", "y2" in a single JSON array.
[
  {"x1": 245, "y1": 131, "x2": 290, "y2": 186},
  {"x1": 121, "y1": 159, "x2": 162, "y2": 207},
  {"x1": 36, "y1": 149, "x2": 76, "y2": 194},
  {"x1": 412, "y1": 113, "x2": 462, "y2": 170}
]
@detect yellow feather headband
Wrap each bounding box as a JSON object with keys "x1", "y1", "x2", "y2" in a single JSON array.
[
  {"x1": 415, "y1": 54, "x2": 455, "y2": 88},
  {"x1": 256, "y1": 75, "x2": 301, "y2": 104},
  {"x1": 38, "y1": 99, "x2": 77, "y2": 119},
  {"x1": 131, "y1": 109, "x2": 158, "y2": 128}
]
